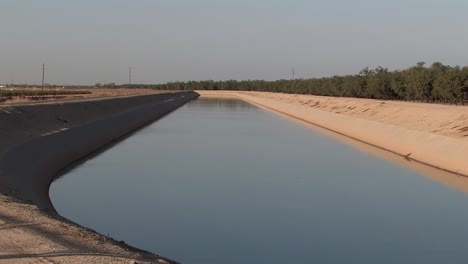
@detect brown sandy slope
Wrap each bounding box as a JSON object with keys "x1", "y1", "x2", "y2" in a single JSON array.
[
  {"x1": 243, "y1": 92, "x2": 468, "y2": 139},
  {"x1": 0, "y1": 195, "x2": 173, "y2": 264},
  {"x1": 198, "y1": 90, "x2": 468, "y2": 176},
  {"x1": 198, "y1": 91, "x2": 468, "y2": 139}
]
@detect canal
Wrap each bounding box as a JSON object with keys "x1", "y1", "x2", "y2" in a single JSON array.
[{"x1": 50, "y1": 98, "x2": 468, "y2": 264}]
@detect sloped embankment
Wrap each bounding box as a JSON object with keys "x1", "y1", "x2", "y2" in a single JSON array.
[
  {"x1": 0, "y1": 91, "x2": 199, "y2": 211},
  {"x1": 234, "y1": 92, "x2": 468, "y2": 177}
]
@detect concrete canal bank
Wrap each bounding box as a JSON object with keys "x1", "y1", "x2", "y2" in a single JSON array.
[
  {"x1": 0, "y1": 91, "x2": 198, "y2": 211},
  {"x1": 0, "y1": 91, "x2": 197, "y2": 263}
]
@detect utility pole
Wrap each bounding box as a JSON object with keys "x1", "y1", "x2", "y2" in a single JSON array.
[
  {"x1": 292, "y1": 66, "x2": 295, "y2": 80},
  {"x1": 128, "y1": 67, "x2": 132, "y2": 88},
  {"x1": 42, "y1": 64, "x2": 45, "y2": 91}
]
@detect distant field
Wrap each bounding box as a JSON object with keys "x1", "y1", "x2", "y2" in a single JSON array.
[
  {"x1": 0, "y1": 89, "x2": 91, "y2": 97},
  {"x1": 0, "y1": 88, "x2": 172, "y2": 105}
]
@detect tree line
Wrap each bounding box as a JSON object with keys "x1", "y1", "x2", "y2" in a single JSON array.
[{"x1": 118, "y1": 62, "x2": 468, "y2": 103}]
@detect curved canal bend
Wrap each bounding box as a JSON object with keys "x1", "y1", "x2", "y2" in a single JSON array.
[{"x1": 51, "y1": 98, "x2": 468, "y2": 264}]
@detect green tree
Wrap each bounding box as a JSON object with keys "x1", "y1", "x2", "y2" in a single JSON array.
[
  {"x1": 366, "y1": 67, "x2": 395, "y2": 99},
  {"x1": 404, "y1": 63, "x2": 434, "y2": 101}
]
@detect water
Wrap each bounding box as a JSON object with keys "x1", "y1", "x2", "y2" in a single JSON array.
[{"x1": 50, "y1": 98, "x2": 468, "y2": 264}]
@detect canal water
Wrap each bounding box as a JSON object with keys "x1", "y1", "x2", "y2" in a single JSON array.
[{"x1": 50, "y1": 98, "x2": 468, "y2": 264}]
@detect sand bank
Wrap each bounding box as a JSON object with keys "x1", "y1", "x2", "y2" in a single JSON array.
[
  {"x1": 0, "y1": 195, "x2": 175, "y2": 263},
  {"x1": 198, "y1": 90, "x2": 468, "y2": 177},
  {"x1": 0, "y1": 91, "x2": 198, "y2": 263}
]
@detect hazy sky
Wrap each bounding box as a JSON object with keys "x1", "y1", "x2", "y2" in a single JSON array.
[{"x1": 1, "y1": 0, "x2": 468, "y2": 85}]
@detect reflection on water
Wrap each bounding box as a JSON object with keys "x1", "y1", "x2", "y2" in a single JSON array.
[
  {"x1": 51, "y1": 98, "x2": 468, "y2": 264},
  {"x1": 187, "y1": 98, "x2": 255, "y2": 111},
  {"x1": 274, "y1": 109, "x2": 468, "y2": 195}
]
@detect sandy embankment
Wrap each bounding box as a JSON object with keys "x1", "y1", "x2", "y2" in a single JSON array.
[
  {"x1": 0, "y1": 91, "x2": 198, "y2": 263},
  {"x1": 198, "y1": 90, "x2": 468, "y2": 177}
]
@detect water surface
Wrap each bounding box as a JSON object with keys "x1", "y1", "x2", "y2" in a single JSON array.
[{"x1": 51, "y1": 98, "x2": 468, "y2": 264}]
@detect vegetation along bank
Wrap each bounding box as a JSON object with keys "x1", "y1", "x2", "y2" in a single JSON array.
[{"x1": 124, "y1": 63, "x2": 468, "y2": 104}]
